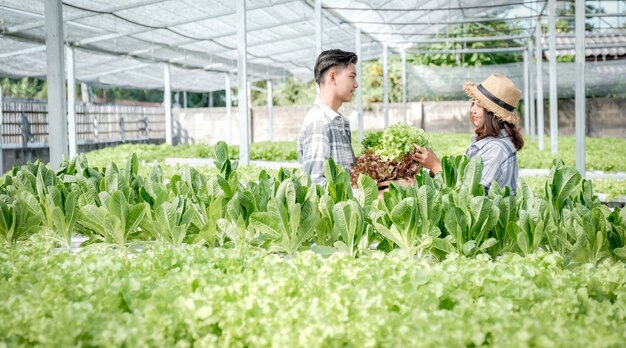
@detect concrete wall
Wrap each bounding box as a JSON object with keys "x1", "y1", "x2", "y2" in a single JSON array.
[
  {"x1": 545, "y1": 98, "x2": 626, "y2": 138},
  {"x1": 173, "y1": 98, "x2": 626, "y2": 145},
  {"x1": 172, "y1": 101, "x2": 474, "y2": 145}
]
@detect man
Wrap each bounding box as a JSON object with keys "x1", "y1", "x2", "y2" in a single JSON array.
[{"x1": 297, "y1": 49, "x2": 358, "y2": 185}]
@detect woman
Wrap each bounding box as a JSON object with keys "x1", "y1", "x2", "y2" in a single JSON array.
[{"x1": 415, "y1": 73, "x2": 524, "y2": 195}]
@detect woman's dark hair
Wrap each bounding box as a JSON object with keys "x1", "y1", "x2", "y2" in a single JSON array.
[
  {"x1": 472, "y1": 107, "x2": 525, "y2": 151},
  {"x1": 314, "y1": 49, "x2": 358, "y2": 85}
]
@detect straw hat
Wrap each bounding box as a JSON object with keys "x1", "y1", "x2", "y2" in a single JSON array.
[{"x1": 463, "y1": 73, "x2": 521, "y2": 124}]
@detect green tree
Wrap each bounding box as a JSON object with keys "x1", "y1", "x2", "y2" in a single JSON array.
[
  {"x1": 271, "y1": 77, "x2": 316, "y2": 106},
  {"x1": 411, "y1": 21, "x2": 524, "y2": 67},
  {"x1": 553, "y1": 0, "x2": 602, "y2": 62},
  {"x1": 1, "y1": 77, "x2": 47, "y2": 99},
  {"x1": 92, "y1": 87, "x2": 164, "y2": 103}
]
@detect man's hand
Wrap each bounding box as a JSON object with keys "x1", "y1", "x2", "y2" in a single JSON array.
[{"x1": 413, "y1": 144, "x2": 442, "y2": 174}]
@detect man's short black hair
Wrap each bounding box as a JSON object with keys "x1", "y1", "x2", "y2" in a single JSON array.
[{"x1": 314, "y1": 49, "x2": 358, "y2": 85}]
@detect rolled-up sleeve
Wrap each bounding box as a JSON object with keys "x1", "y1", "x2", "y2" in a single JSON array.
[{"x1": 299, "y1": 120, "x2": 330, "y2": 185}]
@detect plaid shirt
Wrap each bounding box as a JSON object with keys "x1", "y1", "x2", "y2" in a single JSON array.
[
  {"x1": 298, "y1": 98, "x2": 356, "y2": 185},
  {"x1": 466, "y1": 129, "x2": 519, "y2": 195}
]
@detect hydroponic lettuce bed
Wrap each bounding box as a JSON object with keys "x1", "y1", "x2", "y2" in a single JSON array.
[
  {"x1": 1, "y1": 241, "x2": 625, "y2": 347},
  {"x1": 2, "y1": 141, "x2": 626, "y2": 347}
]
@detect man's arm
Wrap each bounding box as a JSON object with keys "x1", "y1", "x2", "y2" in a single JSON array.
[{"x1": 299, "y1": 120, "x2": 330, "y2": 185}]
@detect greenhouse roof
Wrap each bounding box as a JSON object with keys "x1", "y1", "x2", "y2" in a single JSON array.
[{"x1": 0, "y1": 0, "x2": 624, "y2": 92}]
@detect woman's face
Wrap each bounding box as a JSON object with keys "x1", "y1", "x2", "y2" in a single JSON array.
[{"x1": 470, "y1": 103, "x2": 486, "y2": 129}]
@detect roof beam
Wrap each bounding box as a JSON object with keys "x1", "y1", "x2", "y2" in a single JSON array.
[
  {"x1": 1, "y1": 2, "x2": 302, "y2": 77},
  {"x1": 347, "y1": 15, "x2": 540, "y2": 26},
  {"x1": 0, "y1": 45, "x2": 46, "y2": 59},
  {"x1": 115, "y1": 16, "x2": 314, "y2": 71},
  {"x1": 323, "y1": 1, "x2": 545, "y2": 12},
  {"x1": 7, "y1": 30, "x2": 287, "y2": 80},
  {"x1": 559, "y1": 13, "x2": 626, "y2": 18},
  {"x1": 409, "y1": 47, "x2": 525, "y2": 54},
  {"x1": 457, "y1": 0, "x2": 467, "y2": 17},
  {"x1": 364, "y1": 27, "x2": 535, "y2": 36},
  {"x1": 68, "y1": 16, "x2": 311, "y2": 73},
  {"x1": 170, "y1": 17, "x2": 312, "y2": 47},
  {"x1": 69, "y1": 0, "x2": 299, "y2": 46},
  {"x1": 210, "y1": 26, "x2": 348, "y2": 56},
  {"x1": 81, "y1": 63, "x2": 151, "y2": 80},
  {"x1": 300, "y1": 0, "x2": 389, "y2": 53},
  {"x1": 3, "y1": 30, "x2": 288, "y2": 79},
  {"x1": 4, "y1": 0, "x2": 171, "y2": 34},
  {"x1": 391, "y1": 34, "x2": 531, "y2": 44},
  {"x1": 2, "y1": 0, "x2": 302, "y2": 72},
  {"x1": 248, "y1": 36, "x2": 382, "y2": 63},
  {"x1": 128, "y1": 70, "x2": 163, "y2": 83},
  {"x1": 0, "y1": 4, "x2": 107, "y2": 33},
  {"x1": 548, "y1": 43, "x2": 626, "y2": 50}
]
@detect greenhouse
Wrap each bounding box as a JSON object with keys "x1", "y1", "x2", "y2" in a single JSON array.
[{"x1": 1, "y1": 0, "x2": 626, "y2": 346}]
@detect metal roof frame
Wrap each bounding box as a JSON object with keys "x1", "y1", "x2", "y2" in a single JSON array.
[{"x1": 0, "y1": 0, "x2": 623, "y2": 173}]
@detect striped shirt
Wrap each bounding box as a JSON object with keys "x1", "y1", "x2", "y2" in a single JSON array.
[
  {"x1": 466, "y1": 129, "x2": 519, "y2": 195},
  {"x1": 297, "y1": 98, "x2": 356, "y2": 185}
]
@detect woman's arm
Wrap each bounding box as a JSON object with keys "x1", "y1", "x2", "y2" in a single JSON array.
[{"x1": 413, "y1": 144, "x2": 442, "y2": 174}]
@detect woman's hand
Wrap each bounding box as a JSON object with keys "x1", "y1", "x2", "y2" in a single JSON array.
[{"x1": 413, "y1": 145, "x2": 442, "y2": 174}]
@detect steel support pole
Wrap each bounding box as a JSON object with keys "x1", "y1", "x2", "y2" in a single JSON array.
[
  {"x1": 267, "y1": 80, "x2": 273, "y2": 141},
  {"x1": 383, "y1": 43, "x2": 389, "y2": 129},
  {"x1": 523, "y1": 49, "x2": 530, "y2": 136},
  {"x1": 0, "y1": 86, "x2": 3, "y2": 175},
  {"x1": 247, "y1": 82, "x2": 252, "y2": 144},
  {"x1": 66, "y1": 46, "x2": 77, "y2": 159},
  {"x1": 401, "y1": 49, "x2": 407, "y2": 125},
  {"x1": 575, "y1": 0, "x2": 586, "y2": 176},
  {"x1": 237, "y1": 0, "x2": 249, "y2": 165},
  {"x1": 315, "y1": 0, "x2": 322, "y2": 97},
  {"x1": 225, "y1": 73, "x2": 232, "y2": 144},
  {"x1": 315, "y1": 0, "x2": 322, "y2": 55},
  {"x1": 81, "y1": 83, "x2": 89, "y2": 103},
  {"x1": 548, "y1": 0, "x2": 558, "y2": 153},
  {"x1": 164, "y1": 64, "x2": 172, "y2": 145},
  {"x1": 535, "y1": 23, "x2": 545, "y2": 150},
  {"x1": 355, "y1": 28, "x2": 363, "y2": 142},
  {"x1": 45, "y1": 0, "x2": 68, "y2": 169},
  {"x1": 528, "y1": 40, "x2": 536, "y2": 142}
]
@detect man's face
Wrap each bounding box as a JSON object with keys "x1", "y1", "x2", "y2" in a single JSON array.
[{"x1": 328, "y1": 63, "x2": 358, "y2": 102}]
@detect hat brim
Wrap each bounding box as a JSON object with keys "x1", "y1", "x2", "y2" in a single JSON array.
[{"x1": 463, "y1": 82, "x2": 519, "y2": 125}]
